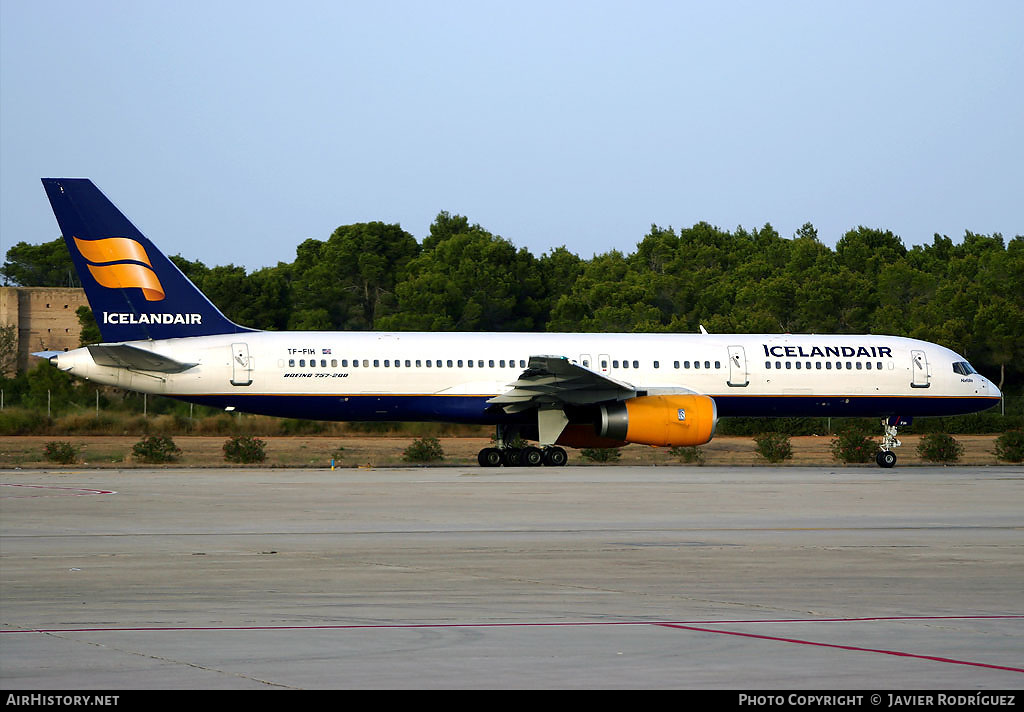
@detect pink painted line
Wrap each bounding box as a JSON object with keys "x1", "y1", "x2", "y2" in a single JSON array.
[
  {"x1": 0, "y1": 483, "x2": 116, "y2": 497},
  {"x1": 657, "y1": 622, "x2": 1024, "y2": 674}
]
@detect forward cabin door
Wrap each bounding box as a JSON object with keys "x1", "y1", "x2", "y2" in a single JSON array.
[
  {"x1": 230, "y1": 343, "x2": 253, "y2": 386},
  {"x1": 727, "y1": 345, "x2": 749, "y2": 387},
  {"x1": 910, "y1": 349, "x2": 930, "y2": 388}
]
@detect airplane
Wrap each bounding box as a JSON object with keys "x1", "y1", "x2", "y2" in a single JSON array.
[{"x1": 34, "y1": 178, "x2": 1002, "y2": 468}]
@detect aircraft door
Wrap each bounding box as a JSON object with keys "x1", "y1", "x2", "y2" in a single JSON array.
[
  {"x1": 910, "y1": 349, "x2": 929, "y2": 388},
  {"x1": 230, "y1": 343, "x2": 253, "y2": 386},
  {"x1": 579, "y1": 353, "x2": 593, "y2": 369},
  {"x1": 727, "y1": 345, "x2": 749, "y2": 387}
]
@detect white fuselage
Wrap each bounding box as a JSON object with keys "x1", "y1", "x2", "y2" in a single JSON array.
[{"x1": 51, "y1": 331, "x2": 1001, "y2": 423}]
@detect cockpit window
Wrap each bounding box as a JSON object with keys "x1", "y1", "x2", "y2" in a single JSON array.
[{"x1": 952, "y1": 361, "x2": 977, "y2": 376}]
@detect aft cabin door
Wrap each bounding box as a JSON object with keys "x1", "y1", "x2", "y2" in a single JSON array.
[
  {"x1": 230, "y1": 343, "x2": 253, "y2": 386},
  {"x1": 910, "y1": 349, "x2": 929, "y2": 388},
  {"x1": 727, "y1": 345, "x2": 749, "y2": 387}
]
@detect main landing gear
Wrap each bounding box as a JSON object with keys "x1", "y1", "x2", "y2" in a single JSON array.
[
  {"x1": 875, "y1": 416, "x2": 909, "y2": 468},
  {"x1": 477, "y1": 445, "x2": 568, "y2": 467},
  {"x1": 477, "y1": 424, "x2": 568, "y2": 467}
]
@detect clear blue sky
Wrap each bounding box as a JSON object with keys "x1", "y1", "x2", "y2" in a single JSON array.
[{"x1": 2, "y1": 1, "x2": 1021, "y2": 272}]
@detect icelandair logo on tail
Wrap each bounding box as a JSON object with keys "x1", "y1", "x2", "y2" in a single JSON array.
[
  {"x1": 74, "y1": 236, "x2": 165, "y2": 301},
  {"x1": 73, "y1": 237, "x2": 202, "y2": 326}
]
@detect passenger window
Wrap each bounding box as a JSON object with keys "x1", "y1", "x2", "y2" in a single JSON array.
[
  {"x1": 467, "y1": 360, "x2": 473, "y2": 368},
  {"x1": 633, "y1": 360, "x2": 639, "y2": 368},
  {"x1": 653, "y1": 361, "x2": 660, "y2": 369},
  {"x1": 288, "y1": 359, "x2": 295, "y2": 367},
  {"x1": 447, "y1": 360, "x2": 454, "y2": 368},
  {"x1": 500, "y1": 360, "x2": 506, "y2": 368},
  {"x1": 363, "y1": 360, "x2": 369, "y2": 368},
  {"x1": 613, "y1": 360, "x2": 620, "y2": 368},
  {"x1": 489, "y1": 360, "x2": 495, "y2": 368},
  {"x1": 694, "y1": 361, "x2": 700, "y2": 369},
  {"x1": 674, "y1": 361, "x2": 680, "y2": 369},
  {"x1": 299, "y1": 359, "x2": 306, "y2": 367},
  {"x1": 766, "y1": 361, "x2": 772, "y2": 369}
]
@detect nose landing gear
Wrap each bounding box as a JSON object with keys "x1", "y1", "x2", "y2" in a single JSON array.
[{"x1": 876, "y1": 416, "x2": 910, "y2": 468}]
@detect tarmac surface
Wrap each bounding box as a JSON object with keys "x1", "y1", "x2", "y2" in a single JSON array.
[{"x1": 1, "y1": 465, "x2": 1022, "y2": 689}]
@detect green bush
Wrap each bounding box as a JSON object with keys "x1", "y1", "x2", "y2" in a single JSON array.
[
  {"x1": 402, "y1": 436, "x2": 444, "y2": 463},
  {"x1": 579, "y1": 447, "x2": 622, "y2": 463},
  {"x1": 223, "y1": 435, "x2": 267, "y2": 463},
  {"x1": 43, "y1": 440, "x2": 77, "y2": 464},
  {"x1": 668, "y1": 445, "x2": 705, "y2": 465},
  {"x1": 131, "y1": 435, "x2": 182, "y2": 463},
  {"x1": 0, "y1": 408, "x2": 52, "y2": 435},
  {"x1": 994, "y1": 430, "x2": 1024, "y2": 463},
  {"x1": 916, "y1": 432, "x2": 964, "y2": 463},
  {"x1": 830, "y1": 426, "x2": 877, "y2": 463},
  {"x1": 754, "y1": 432, "x2": 792, "y2": 463}
]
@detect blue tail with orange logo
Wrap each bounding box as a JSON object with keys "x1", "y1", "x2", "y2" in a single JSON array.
[{"x1": 42, "y1": 178, "x2": 252, "y2": 342}]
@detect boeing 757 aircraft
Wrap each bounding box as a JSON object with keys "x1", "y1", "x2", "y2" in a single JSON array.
[{"x1": 35, "y1": 178, "x2": 1001, "y2": 467}]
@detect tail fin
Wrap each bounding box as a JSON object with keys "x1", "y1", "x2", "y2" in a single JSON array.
[{"x1": 41, "y1": 178, "x2": 251, "y2": 342}]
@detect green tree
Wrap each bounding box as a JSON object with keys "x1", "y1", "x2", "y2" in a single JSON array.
[
  {"x1": 2, "y1": 238, "x2": 77, "y2": 287},
  {"x1": 379, "y1": 226, "x2": 544, "y2": 332}
]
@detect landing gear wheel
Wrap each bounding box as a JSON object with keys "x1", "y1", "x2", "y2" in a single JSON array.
[
  {"x1": 543, "y1": 447, "x2": 568, "y2": 466},
  {"x1": 503, "y1": 448, "x2": 523, "y2": 467},
  {"x1": 876, "y1": 450, "x2": 897, "y2": 468},
  {"x1": 522, "y1": 446, "x2": 544, "y2": 467},
  {"x1": 478, "y1": 447, "x2": 503, "y2": 467}
]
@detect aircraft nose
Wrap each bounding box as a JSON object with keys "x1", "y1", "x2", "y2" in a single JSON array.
[{"x1": 988, "y1": 377, "x2": 1002, "y2": 399}]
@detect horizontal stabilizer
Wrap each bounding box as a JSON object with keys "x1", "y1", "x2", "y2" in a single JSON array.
[{"x1": 87, "y1": 343, "x2": 197, "y2": 373}]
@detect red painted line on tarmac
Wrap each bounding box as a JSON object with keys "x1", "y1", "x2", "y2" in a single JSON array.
[
  {"x1": 0, "y1": 483, "x2": 116, "y2": 497},
  {"x1": 656, "y1": 622, "x2": 1024, "y2": 673}
]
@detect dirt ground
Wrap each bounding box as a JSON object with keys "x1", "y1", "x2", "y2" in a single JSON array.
[{"x1": 0, "y1": 434, "x2": 1010, "y2": 469}]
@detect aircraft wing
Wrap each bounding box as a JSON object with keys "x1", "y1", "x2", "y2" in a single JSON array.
[
  {"x1": 87, "y1": 343, "x2": 198, "y2": 373},
  {"x1": 487, "y1": 355, "x2": 636, "y2": 414}
]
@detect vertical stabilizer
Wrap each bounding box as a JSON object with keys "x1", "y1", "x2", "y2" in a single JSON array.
[{"x1": 41, "y1": 178, "x2": 251, "y2": 341}]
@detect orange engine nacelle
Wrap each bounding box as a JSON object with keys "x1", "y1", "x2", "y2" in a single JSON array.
[{"x1": 597, "y1": 394, "x2": 717, "y2": 447}]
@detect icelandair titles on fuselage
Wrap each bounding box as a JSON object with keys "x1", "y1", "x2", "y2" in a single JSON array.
[
  {"x1": 763, "y1": 344, "x2": 893, "y2": 358},
  {"x1": 102, "y1": 311, "x2": 202, "y2": 325}
]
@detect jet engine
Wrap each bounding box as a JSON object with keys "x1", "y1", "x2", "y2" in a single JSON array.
[{"x1": 596, "y1": 394, "x2": 717, "y2": 447}]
